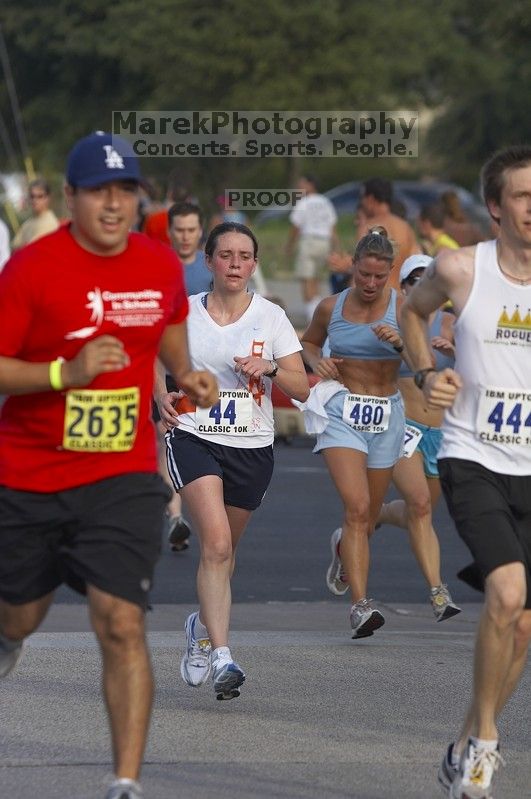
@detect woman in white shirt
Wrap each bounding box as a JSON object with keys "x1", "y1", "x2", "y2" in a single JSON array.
[{"x1": 158, "y1": 222, "x2": 309, "y2": 700}]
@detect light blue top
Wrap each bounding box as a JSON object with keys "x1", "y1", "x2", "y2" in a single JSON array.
[
  {"x1": 328, "y1": 288, "x2": 402, "y2": 361},
  {"x1": 183, "y1": 250, "x2": 212, "y2": 296}
]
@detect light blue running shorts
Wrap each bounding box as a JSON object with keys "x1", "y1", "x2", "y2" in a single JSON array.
[
  {"x1": 314, "y1": 390, "x2": 405, "y2": 469},
  {"x1": 405, "y1": 418, "x2": 442, "y2": 478}
]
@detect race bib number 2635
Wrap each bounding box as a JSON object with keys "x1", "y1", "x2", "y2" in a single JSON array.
[
  {"x1": 63, "y1": 387, "x2": 139, "y2": 452},
  {"x1": 476, "y1": 387, "x2": 531, "y2": 446}
]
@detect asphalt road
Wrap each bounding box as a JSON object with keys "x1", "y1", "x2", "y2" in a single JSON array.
[
  {"x1": 55, "y1": 434, "x2": 479, "y2": 608},
  {"x1": 3, "y1": 438, "x2": 529, "y2": 799}
]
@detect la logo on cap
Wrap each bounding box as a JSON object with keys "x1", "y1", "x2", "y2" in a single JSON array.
[{"x1": 103, "y1": 144, "x2": 125, "y2": 170}]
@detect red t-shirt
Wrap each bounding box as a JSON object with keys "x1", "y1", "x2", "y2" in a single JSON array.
[
  {"x1": 143, "y1": 209, "x2": 171, "y2": 246},
  {"x1": 0, "y1": 226, "x2": 188, "y2": 492}
]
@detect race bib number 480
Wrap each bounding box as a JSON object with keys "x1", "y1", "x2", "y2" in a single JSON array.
[
  {"x1": 342, "y1": 394, "x2": 391, "y2": 433},
  {"x1": 63, "y1": 387, "x2": 139, "y2": 452},
  {"x1": 195, "y1": 389, "x2": 253, "y2": 434},
  {"x1": 476, "y1": 386, "x2": 531, "y2": 446}
]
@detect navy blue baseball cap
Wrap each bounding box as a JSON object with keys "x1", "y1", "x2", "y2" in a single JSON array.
[{"x1": 66, "y1": 131, "x2": 143, "y2": 188}]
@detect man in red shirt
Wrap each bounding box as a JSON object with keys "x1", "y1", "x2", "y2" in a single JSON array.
[{"x1": 0, "y1": 132, "x2": 218, "y2": 799}]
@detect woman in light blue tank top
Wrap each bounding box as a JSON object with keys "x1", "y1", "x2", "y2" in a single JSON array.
[
  {"x1": 300, "y1": 227, "x2": 407, "y2": 639},
  {"x1": 377, "y1": 255, "x2": 461, "y2": 621}
]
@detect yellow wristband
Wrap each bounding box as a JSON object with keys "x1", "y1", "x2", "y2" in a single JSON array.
[{"x1": 49, "y1": 359, "x2": 64, "y2": 391}]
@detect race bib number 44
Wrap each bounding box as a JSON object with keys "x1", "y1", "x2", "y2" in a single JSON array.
[
  {"x1": 195, "y1": 389, "x2": 253, "y2": 434},
  {"x1": 342, "y1": 394, "x2": 391, "y2": 433},
  {"x1": 63, "y1": 387, "x2": 139, "y2": 452},
  {"x1": 476, "y1": 387, "x2": 531, "y2": 446}
]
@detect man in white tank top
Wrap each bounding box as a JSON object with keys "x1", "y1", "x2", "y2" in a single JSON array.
[{"x1": 401, "y1": 145, "x2": 531, "y2": 799}]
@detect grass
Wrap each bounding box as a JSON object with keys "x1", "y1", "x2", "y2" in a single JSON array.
[{"x1": 252, "y1": 213, "x2": 359, "y2": 279}]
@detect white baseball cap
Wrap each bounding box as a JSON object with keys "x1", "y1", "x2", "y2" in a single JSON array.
[{"x1": 399, "y1": 253, "x2": 433, "y2": 284}]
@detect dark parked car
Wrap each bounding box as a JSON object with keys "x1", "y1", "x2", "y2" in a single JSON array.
[{"x1": 255, "y1": 180, "x2": 491, "y2": 234}]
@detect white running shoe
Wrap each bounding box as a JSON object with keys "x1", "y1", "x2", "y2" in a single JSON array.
[
  {"x1": 180, "y1": 612, "x2": 211, "y2": 687},
  {"x1": 211, "y1": 646, "x2": 245, "y2": 700},
  {"x1": 105, "y1": 779, "x2": 143, "y2": 799},
  {"x1": 0, "y1": 634, "x2": 23, "y2": 679},
  {"x1": 450, "y1": 739, "x2": 504, "y2": 798},
  {"x1": 349, "y1": 598, "x2": 385, "y2": 639},
  {"x1": 326, "y1": 528, "x2": 349, "y2": 595},
  {"x1": 430, "y1": 584, "x2": 462, "y2": 622}
]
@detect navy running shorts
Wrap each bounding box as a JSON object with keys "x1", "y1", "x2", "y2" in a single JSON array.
[{"x1": 165, "y1": 428, "x2": 274, "y2": 511}]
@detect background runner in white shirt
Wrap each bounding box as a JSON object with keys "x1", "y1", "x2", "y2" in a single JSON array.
[{"x1": 287, "y1": 175, "x2": 338, "y2": 322}]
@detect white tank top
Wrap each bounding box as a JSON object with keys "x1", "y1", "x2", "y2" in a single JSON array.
[{"x1": 439, "y1": 240, "x2": 531, "y2": 475}]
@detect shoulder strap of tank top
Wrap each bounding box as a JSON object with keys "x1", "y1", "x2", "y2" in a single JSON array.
[
  {"x1": 330, "y1": 288, "x2": 350, "y2": 322},
  {"x1": 384, "y1": 288, "x2": 398, "y2": 326}
]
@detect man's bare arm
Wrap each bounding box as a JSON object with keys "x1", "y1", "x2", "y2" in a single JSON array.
[
  {"x1": 0, "y1": 336, "x2": 130, "y2": 395},
  {"x1": 400, "y1": 259, "x2": 448, "y2": 372},
  {"x1": 400, "y1": 248, "x2": 474, "y2": 370},
  {"x1": 401, "y1": 252, "x2": 471, "y2": 408}
]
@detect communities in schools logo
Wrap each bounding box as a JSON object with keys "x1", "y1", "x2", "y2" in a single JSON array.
[
  {"x1": 494, "y1": 305, "x2": 531, "y2": 345},
  {"x1": 65, "y1": 287, "x2": 165, "y2": 339},
  {"x1": 112, "y1": 109, "x2": 418, "y2": 158}
]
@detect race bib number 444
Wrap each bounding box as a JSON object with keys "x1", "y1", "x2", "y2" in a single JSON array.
[
  {"x1": 63, "y1": 387, "x2": 139, "y2": 452},
  {"x1": 476, "y1": 387, "x2": 531, "y2": 446},
  {"x1": 342, "y1": 394, "x2": 391, "y2": 433},
  {"x1": 195, "y1": 389, "x2": 253, "y2": 434}
]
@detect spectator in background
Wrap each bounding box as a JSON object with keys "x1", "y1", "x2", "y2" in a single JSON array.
[
  {"x1": 0, "y1": 218, "x2": 10, "y2": 271},
  {"x1": 356, "y1": 178, "x2": 420, "y2": 290},
  {"x1": 328, "y1": 203, "x2": 368, "y2": 293},
  {"x1": 286, "y1": 175, "x2": 339, "y2": 322},
  {"x1": 11, "y1": 179, "x2": 59, "y2": 250},
  {"x1": 209, "y1": 193, "x2": 248, "y2": 229},
  {"x1": 440, "y1": 190, "x2": 485, "y2": 246},
  {"x1": 142, "y1": 170, "x2": 192, "y2": 246},
  {"x1": 168, "y1": 202, "x2": 211, "y2": 296},
  {"x1": 418, "y1": 203, "x2": 460, "y2": 256}
]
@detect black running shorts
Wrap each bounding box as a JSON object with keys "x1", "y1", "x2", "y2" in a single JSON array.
[
  {"x1": 439, "y1": 457, "x2": 531, "y2": 608},
  {"x1": 165, "y1": 428, "x2": 274, "y2": 511},
  {"x1": 0, "y1": 473, "x2": 170, "y2": 609}
]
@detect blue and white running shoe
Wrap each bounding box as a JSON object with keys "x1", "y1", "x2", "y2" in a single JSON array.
[{"x1": 211, "y1": 646, "x2": 245, "y2": 700}]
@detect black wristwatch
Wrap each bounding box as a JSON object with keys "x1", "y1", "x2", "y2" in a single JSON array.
[
  {"x1": 267, "y1": 360, "x2": 279, "y2": 378},
  {"x1": 414, "y1": 368, "x2": 437, "y2": 389}
]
